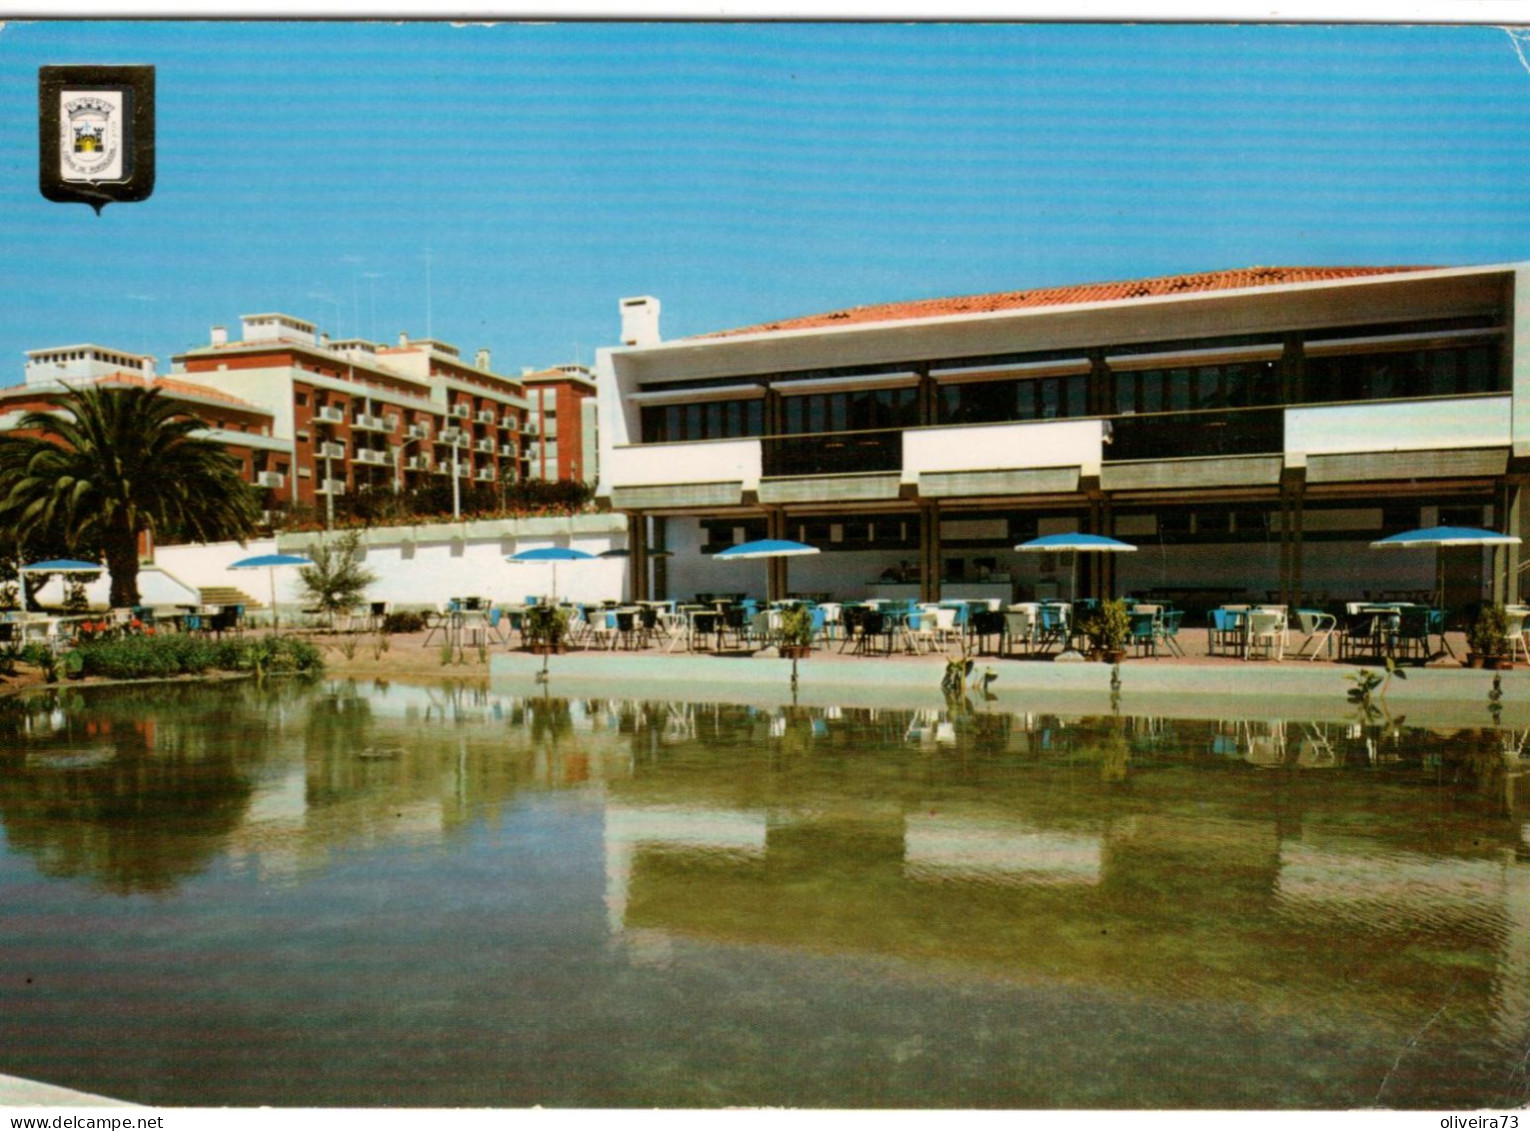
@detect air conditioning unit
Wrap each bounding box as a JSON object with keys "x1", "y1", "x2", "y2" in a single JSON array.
[
  {"x1": 256, "y1": 471, "x2": 285, "y2": 489},
  {"x1": 383, "y1": 415, "x2": 400, "y2": 432},
  {"x1": 318, "y1": 441, "x2": 346, "y2": 459},
  {"x1": 355, "y1": 449, "x2": 387, "y2": 466},
  {"x1": 355, "y1": 413, "x2": 386, "y2": 431},
  {"x1": 315, "y1": 405, "x2": 345, "y2": 424},
  {"x1": 406, "y1": 455, "x2": 431, "y2": 471},
  {"x1": 476, "y1": 408, "x2": 496, "y2": 424},
  {"x1": 407, "y1": 422, "x2": 431, "y2": 440},
  {"x1": 523, "y1": 420, "x2": 540, "y2": 436},
  {"x1": 439, "y1": 427, "x2": 463, "y2": 444},
  {"x1": 499, "y1": 444, "x2": 516, "y2": 457},
  {"x1": 476, "y1": 468, "x2": 496, "y2": 482},
  {"x1": 449, "y1": 403, "x2": 471, "y2": 419},
  {"x1": 500, "y1": 414, "x2": 517, "y2": 429},
  {"x1": 457, "y1": 464, "x2": 471, "y2": 478},
  {"x1": 475, "y1": 437, "x2": 495, "y2": 453}
]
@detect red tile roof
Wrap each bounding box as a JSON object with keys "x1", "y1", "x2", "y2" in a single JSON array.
[{"x1": 698, "y1": 266, "x2": 1436, "y2": 339}]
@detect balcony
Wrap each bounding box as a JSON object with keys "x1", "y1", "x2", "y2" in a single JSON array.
[
  {"x1": 1104, "y1": 408, "x2": 1283, "y2": 462},
  {"x1": 405, "y1": 455, "x2": 432, "y2": 471},
  {"x1": 407, "y1": 422, "x2": 431, "y2": 440},
  {"x1": 255, "y1": 471, "x2": 285, "y2": 489},
  {"x1": 476, "y1": 408, "x2": 496, "y2": 424},
  {"x1": 449, "y1": 403, "x2": 471, "y2": 419},
  {"x1": 499, "y1": 443, "x2": 517, "y2": 458},
  {"x1": 352, "y1": 413, "x2": 388, "y2": 432},
  {"x1": 476, "y1": 467, "x2": 496, "y2": 482},
  {"x1": 438, "y1": 427, "x2": 464, "y2": 444},
  {"x1": 354, "y1": 448, "x2": 388, "y2": 466},
  {"x1": 472, "y1": 437, "x2": 494, "y2": 454},
  {"x1": 315, "y1": 405, "x2": 345, "y2": 425},
  {"x1": 318, "y1": 441, "x2": 346, "y2": 459},
  {"x1": 762, "y1": 429, "x2": 902, "y2": 478},
  {"x1": 500, "y1": 414, "x2": 517, "y2": 429},
  {"x1": 316, "y1": 478, "x2": 346, "y2": 496}
]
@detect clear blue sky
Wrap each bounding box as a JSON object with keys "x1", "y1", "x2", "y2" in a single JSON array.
[{"x1": 2, "y1": 20, "x2": 1528, "y2": 377}]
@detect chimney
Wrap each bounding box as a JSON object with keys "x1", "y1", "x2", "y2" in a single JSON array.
[
  {"x1": 210, "y1": 325, "x2": 228, "y2": 347},
  {"x1": 319, "y1": 333, "x2": 330, "y2": 348},
  {"x1": 398, "y1": 332, "x2": 409, "y2": 347},
  {"x1": 475, "y1": 348, "x2": 490, "y2": 370},
  {"x1": 620, "y1": 296, "x2": 661, "y2": 348},
  {"x1": 140, "y1": 356, "x2": 154, "y2": 376}
]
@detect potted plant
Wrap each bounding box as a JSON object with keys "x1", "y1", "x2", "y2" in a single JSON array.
[
  {"x1": 1468, "y1": 602, "x2": 1512, "y2": 669},
  {"x1": 1081, "y1": 598, "x2": 1130, "y2": 663},
  {"x1": 777, "y1": 604, "x2": 814, "y2": 659},
  {"x1": 522, "y1": 603, "x2": 570, "y2": 654}
]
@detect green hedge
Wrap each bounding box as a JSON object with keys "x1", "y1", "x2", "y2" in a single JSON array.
[{"x1": 76, "y1": 634, "x2": 323, "y2": 680}]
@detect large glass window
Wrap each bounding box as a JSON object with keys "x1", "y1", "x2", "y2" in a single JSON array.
[
  {"x1": 781, "y1": 387, "x2": 918, "y2": 435},
  {"x1": 1303, "y1": 343, "x2": 1502, "y2": 404},
  {"x1": 937, "y1": 374, "x2": 1087, "y2": 425},
  {"x1": 640, "y1": 398, "x2": 763, "y2": 443},
  {"x1": 1113, "y1": 360, "x2": 1280, "y2": 416}
]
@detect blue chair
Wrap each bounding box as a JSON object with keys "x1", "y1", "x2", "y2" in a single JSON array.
[
  {"x1": 1208, "y1": 608, "x2": 1245, "y2": 656},
  {"x1": 1128, "y1": 610, "x2": 1158, "y2": 656},
  {"x1": 1035, "y1": 604, "x2": 1068, "y2": 653}
]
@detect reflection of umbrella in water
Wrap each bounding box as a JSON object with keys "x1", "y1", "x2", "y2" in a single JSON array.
[
  {"x1": 229, "y1": 553, "x2": 313, "y2": 632},
  {"x1": 714, "y1": 539, "x2": 821, "y2": 692},
  {"x1": 19, "y1": 558, "x2": 102, "y2": 612},
  {"x1": 1370, "y1": 525, "x2": 1522, "y2": 658}
]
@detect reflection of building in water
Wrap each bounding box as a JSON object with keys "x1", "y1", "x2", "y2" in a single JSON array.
[{"x1": 597, "y1": 706, "x2": 1530, "y2": 1079}]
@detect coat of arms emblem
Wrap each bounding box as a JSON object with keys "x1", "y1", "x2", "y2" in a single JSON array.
[
  {"x1": 39, "y1": 65, "x2": 155, "y2": 213},
  {"x1": 61, "y1": 93, "x2": 121, "y2": 180}
]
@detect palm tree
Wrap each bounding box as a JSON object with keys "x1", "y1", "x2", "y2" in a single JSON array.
[{"x1": 0, "y1": 383, "x2": 260, "y2": 608}]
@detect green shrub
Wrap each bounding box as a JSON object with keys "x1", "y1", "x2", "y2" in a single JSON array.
[
  {"x1": 382, "y1": 610, "x2": 427, "y2": 635},
  {"x1": 75, "y1": 632, "x2": 324, "y2": 680}
]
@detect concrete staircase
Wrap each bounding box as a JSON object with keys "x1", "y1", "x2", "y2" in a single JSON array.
[{"x1": 198, "y1": 585, "x2": 263, "y2": 610}]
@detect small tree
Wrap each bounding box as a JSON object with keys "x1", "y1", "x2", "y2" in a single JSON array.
[{"x1": 297, "y1": 530, "x2": 377, "y2": 629}]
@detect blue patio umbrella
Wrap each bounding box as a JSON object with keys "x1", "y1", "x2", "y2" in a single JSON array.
[
  {"x1": 506, "y1": 546, "x2": 597, "y2": 603},
  {"x1": 1015, "y1": 533, "x2": 1137, "y2": 604},
  {"x1": 18, "y1": 559, "x2": 102, "y2": 612},
  {"x1": 713, "y1": 538, "x2": 821, "y2": 560},
  {"x1": 1371, "y1": 526, "x2": 1522, "y2": 650},
  {"x1": 230, "y1": 552, "x2": 313, "y2": 631}
]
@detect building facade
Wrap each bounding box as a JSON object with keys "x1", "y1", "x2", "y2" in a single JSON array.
[
  {"x1": 596, "y1": 265, "x2": 1529, "y2": 609},
  {"x1": 519, "y1": 364, "x2": 599, "y2": 484},
  {"x1": 173, "y1": 314, "x2": 533, "y2": 515}
]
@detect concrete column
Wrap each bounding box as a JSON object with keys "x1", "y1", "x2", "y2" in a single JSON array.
[
  {"x1": 766, "y1": 508, "x2": 786, "y2": 601},
  {"x1": 652, "y1": 516, "x2": 668, "y2": 601},
  {"x1": 919, "y1": 502, "x2": 941, "y2": 603},
  {"x1": 626, "y1": 512, "x2": 648, "y2": 602}
]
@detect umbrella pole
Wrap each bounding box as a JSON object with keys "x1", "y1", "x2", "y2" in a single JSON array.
[{"x1": 269, "y1": 567, "x2": 279, "y2": 633}]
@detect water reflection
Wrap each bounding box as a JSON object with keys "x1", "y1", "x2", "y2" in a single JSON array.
[{"x1": 5, "y1": 680, "x2": 1530, "y2": 1107}]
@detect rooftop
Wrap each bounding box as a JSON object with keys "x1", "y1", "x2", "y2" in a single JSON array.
[{"x1": 698, "y1": 265, "x2": 1437, "y2": 339}]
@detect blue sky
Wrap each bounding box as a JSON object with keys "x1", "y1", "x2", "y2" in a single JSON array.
[{"x1": 2, "y1": 20, "x2": 1528, "y2": 376}]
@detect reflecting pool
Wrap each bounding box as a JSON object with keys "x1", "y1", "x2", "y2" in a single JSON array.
[{"x1": 4, "y1": 679, "x2": 1530, "y2": 1108}]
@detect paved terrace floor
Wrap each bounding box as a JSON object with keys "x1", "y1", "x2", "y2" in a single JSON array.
[{"x1": 300, "y1": 625, "x2": 1530, "y2": 724}]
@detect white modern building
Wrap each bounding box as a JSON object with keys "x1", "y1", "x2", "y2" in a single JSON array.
[{"x1": 596, "y1": 264, "x2": 1528, "y2": 611}]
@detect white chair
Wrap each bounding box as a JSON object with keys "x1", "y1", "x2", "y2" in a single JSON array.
[
  {"x1": 1003, "y1": 609, "x2": 1032, "y2": 656},
  {"x1": 933, "y1": 606, "x2": 960, "y2": 646},
  {"x1": 1291, "y1": 609, "x2": 1337, "y2": 661},
  {"x1": 1509, "y1": 610, "x2": 1530, "y2": 663},
  {"x1": 1245, "y1": 610, "x2": 1286, "y2": 661},
  {"x1": 906, "y1": 610, "x2": 940, "y2": 654}
]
